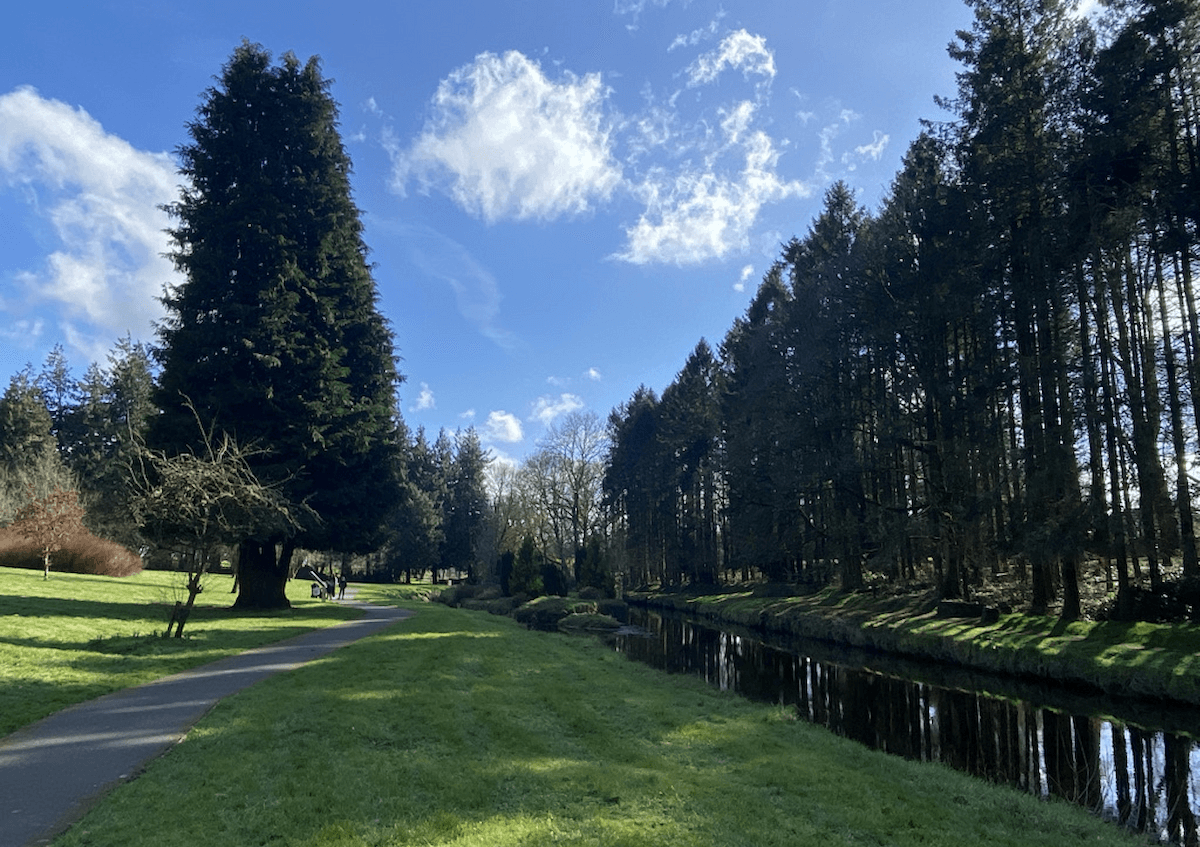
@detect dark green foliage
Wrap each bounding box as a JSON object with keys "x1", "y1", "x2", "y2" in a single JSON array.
[
  {"x1": 497, "y1": 550, "x2": 515, "y2": 595},
  {"x1": 573, "y1": 535, "x2": 610, "y2": 595},
  {"x1": 541, "y1": 559, "x2": 568, "y2": 597},
  {"x1": 64, "y1": 338, "x2": 157, "y2": 548},
  {"x1": 603, "y1": 386, "x2": 665, "y2": 586},
  {"x1": 509, "y1": 534, "x2": 543, "y2": 597},
  {"x1": 441, "y1": 428, "x2": 489, "y2": 579},
  {"x1": 151, "y1": 42, "x2": 402, "y2": 608},
  {"x1": 0, "y1": 370, "x2": 61, "y2": 482}
]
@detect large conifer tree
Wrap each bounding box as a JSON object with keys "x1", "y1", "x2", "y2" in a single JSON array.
[{"x1": 152, "y1": 42, "x2": 402, "y2": 609}]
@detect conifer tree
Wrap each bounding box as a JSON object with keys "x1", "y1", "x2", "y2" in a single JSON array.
[{"x1": 152, "y1": 42, "x2": 402, "y2": 609}]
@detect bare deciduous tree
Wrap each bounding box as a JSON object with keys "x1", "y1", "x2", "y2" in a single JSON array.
[
  {"x1": 131, "y1": 404, "x2": 316, "y2": 636},
  {"x1": 12, "y1": 486, "x2": 86, "y2": 580}
]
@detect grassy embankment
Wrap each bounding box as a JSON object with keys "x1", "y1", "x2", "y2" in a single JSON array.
[
  {"x1": 633, "y1": 586, "x2": 1200, "y2": 706},
  {"x1": 0, "y1": 565, "x2": 360, "y2": 736},
  {"x1": 42, "y1": 584, "x2": 1147, "y2": 847}
]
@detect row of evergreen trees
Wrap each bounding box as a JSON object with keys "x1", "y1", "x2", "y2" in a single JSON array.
[
  {"x1": 0, "y1": 344, "x2": 491, "y2": 589},
  {"x1": 604, "y1": 0, "x2": 1200, "y2": 618}
]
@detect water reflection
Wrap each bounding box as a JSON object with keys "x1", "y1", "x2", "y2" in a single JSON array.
[{"x1": 615, "y1": 608, "x2": 1200, "y2": 845}]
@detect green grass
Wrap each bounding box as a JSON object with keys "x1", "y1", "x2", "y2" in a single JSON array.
[
  {"x1": 53, "y1": 600, "x2": 1144, "y2": 847},
  {"x1": 0, "y1": 566, "x2": 361, "y2": 735}
]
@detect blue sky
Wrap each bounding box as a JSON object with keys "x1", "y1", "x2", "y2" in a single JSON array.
[{"x1": 0, "y1": 0, "x2": 1013, "y2": 465}]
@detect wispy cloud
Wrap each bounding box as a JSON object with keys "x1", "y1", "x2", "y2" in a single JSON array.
[
  {"x1": 483, "y1": 410, "x2": 524, "y2": 443},
  {"x1": 735, "y1": 263, "x2": 754, "y2": 292},
  {"x1": 616, "y1": 101, "x2": 811, "y2": 265},
  {"x1": 585, "y1": 367, "x2": 602, "y2": 381},
  {"x1": 531, "y1": 393, "x2": 584, "y2": 425},
  {"x1": 613, "y1": 0, "x2": 675, "y2": 31},
  {"x1": 686, "y1": 30, "x2": 776, "y2": 87},
  {"x1": 0, "y1": 86, "x2": 179, "y2": 363},
  {"x1": 668, "y1": 12, "x2": 726, "y2": 52},
  {"x1": 392, "y1": 51, "x2": 622, "y2": 223},
  {"x1": 811, "y1": 110, "x2": 891, "y2": 178},
  {"x1": 389, "y1": 220, "x2": 518, "y2": 349},
  {"x1": 855, "y1": 130, "x2": 889, "y2": 162}
]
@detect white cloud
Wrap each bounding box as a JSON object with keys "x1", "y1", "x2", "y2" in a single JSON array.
[
  {"x1": 613, "y1": 0, "x2": 674, "y2": 30},
  {"x1": 0, "y1": 87, "x2": 179, "y2": 362},
  {"x1": 669, "y1": 13, "x2": 725, "y2": 52},
  {"x1": 483, "y1": 410, "x2": 524, "y2": 443},
  {"x1": 616, "y1": 107, "x2": 810, "y2": 265},
  {"x1": 815, "y1": 109, "x2": 867, "y2": 180},
  {"x1": 855, "y1": 130, "x2": 889, "y2": 162},
  {"x1": 393, "y1": 51, "x2": 622, "y2": 223},
  {"x1": 531, "y1": 393, "x2": 584, "y2": 425},
  {"x1": 735, "y1": 263, "x2": 754, "y2": 292},
  {"x1": 585, "y1": 367, "x2": 602, "y2": 382},
  {"x1": 687, "y1": 30, "x2": 776, "y2": 87},
  {"x1": 411, "y1": 382, "x2": 436, "y2": 411}
]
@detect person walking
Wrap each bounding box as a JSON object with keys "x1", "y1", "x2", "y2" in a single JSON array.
[{"x1": 338, "y1": 574, "x2": 348, "y2": 600}]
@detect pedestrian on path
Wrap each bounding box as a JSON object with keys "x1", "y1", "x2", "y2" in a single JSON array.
[{"x1": 338, "y1": 574, "x2": 348, "y2": 599}]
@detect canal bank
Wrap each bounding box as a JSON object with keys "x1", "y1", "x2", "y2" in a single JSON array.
[{"x1": 626, "y1": 587, "x2": 1200, "y2": 708}]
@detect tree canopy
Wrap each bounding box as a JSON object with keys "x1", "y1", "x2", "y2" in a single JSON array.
[{"x1": 151, "y1": 42, "x2": 403, "y2": 608}]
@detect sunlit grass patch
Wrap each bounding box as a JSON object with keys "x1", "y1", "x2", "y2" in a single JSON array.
[
  {"x1": 53, "y1": 602, "x2": 1142, "y2": 847},
  {"x1": 0, "y1": 566, "x2": 359, "y2": 735}
]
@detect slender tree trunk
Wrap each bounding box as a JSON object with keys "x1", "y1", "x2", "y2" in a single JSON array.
[{"x1": 1157, "y1": 247, "x2": 1199, "y2": 577}]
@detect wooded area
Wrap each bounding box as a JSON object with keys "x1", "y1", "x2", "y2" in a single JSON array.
[{"x1": 605, "y1": 0, "x2": 1200, "y2": 620}]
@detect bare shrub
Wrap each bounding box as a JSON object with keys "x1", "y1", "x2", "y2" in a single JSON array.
[{"x1": 0, "y1": 524, "x2": 142, "y2": 577}]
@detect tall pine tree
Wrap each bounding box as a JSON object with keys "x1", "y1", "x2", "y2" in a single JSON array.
[{"x1": 152, "y1": 43, "x2": 402, "y2": 609}]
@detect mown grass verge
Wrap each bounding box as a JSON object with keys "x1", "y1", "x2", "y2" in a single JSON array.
[
  {"x1": 636, "y1": 587, "x2": 1200, "y2": 706},
  {"x1": 0, "y1": 566, "x2": 360, "y2": 736},
  {"x1": 53, "y1": 599, "x2": 1145, "y2": 847}
]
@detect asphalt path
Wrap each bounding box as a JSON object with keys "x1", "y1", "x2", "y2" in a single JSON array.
[{"x1": 0, "y1": 597, "x2": 412, "y2": 847}]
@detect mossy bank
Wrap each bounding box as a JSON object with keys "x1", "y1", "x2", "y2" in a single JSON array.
[{"x1": 628, "y1": 587, "x2": 1200, "y2": 708}]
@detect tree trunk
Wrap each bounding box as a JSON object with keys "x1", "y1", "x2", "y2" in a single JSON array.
[{"x1": 232, "y1": 539, "x2": 291, "y2": 610}]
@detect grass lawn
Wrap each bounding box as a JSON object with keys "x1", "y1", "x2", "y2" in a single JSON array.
[
  {"x1": 52, "y1": 595, "x2": 1146, "y2": 847},
  {"x1": 0, "y1": 566, "x2": 360, "y2": 736}
]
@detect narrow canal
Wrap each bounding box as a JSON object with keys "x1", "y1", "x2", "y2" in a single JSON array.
[{"x1": 614, "y1": 607, "x2": 1200, "y2": 844}]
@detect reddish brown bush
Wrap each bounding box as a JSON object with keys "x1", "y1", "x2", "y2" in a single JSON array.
[{"x1": 0, "y1": 525, "x2": 142, "y2": 577}]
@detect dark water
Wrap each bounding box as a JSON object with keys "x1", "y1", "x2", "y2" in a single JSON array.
[{"x1": 614, "y1": 607, "x2": 1200, "y2": 844}]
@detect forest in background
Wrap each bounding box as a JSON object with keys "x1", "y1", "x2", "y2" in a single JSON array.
[{"x1": 2, "y1": 0, "x2": 1199, "y2": 623}]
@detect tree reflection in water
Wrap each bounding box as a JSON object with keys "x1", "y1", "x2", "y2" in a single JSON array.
[{"x1": 615, "y1": 609, "x2": 1199, "y2": 845}]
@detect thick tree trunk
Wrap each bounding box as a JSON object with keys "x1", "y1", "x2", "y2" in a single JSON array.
[{"x1": 233, "y1": 539, "x2": 291, "y2": 610}]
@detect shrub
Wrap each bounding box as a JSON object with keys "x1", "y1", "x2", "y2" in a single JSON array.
[
  {"x1": 558, "y1": 612, "x2": 622, "y2": 633},
  {"x1": 512, "y1": 596, "x2": 576, "y2": 631},
  {"x1": 462, "y1": 596, "x2": 520, "y2": 616},
  {"x1": 0, "y1": 525, "x2": 142, "y2": 577},
  {"x1": 596, "y1": 599, "x2": 629, "y2": 623}
]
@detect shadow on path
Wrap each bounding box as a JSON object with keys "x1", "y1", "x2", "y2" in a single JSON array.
[{"x1": 0, "y1": 597, "x2": 412, "y2": 847}]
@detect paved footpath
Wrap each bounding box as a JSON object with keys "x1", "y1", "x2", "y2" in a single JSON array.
[{"x1": 0, "y1": 597, "x2": 411, "y2": 847}]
